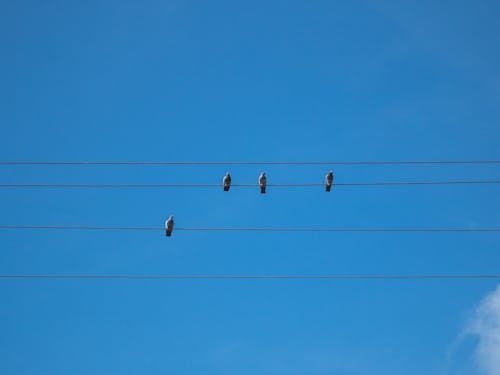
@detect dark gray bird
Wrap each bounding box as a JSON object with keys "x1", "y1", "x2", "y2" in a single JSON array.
[
  {"x1": 165, "y1": 215, "x2": 174, "y2": 237},
  {"x1": 259, "y1": 172, "x2": 267, "y2": 194},
  {"x1": 325, "y1": 171, "x2": 334, "y2": 192},
  {"x1": 223, "y1": 172, "x2": 232, "y2": 191}
]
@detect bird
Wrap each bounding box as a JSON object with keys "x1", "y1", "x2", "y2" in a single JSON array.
[
  {"x1": 165, "y1": 215, "x2": 174, "y2": 237},
  {"x1": 325, "y1": 171, "x2": 334, "y2": 192},
  {"x1": 259, "y1": 172, "x2": 267, "y2": 194},
  {"x1": 223, "y1": 172, "x2": 232, "y2": 191}
]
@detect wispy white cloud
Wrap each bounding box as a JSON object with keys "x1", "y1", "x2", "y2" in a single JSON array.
[{"x1": 467, "y1": 284, "x2": 500, "y2": 375}]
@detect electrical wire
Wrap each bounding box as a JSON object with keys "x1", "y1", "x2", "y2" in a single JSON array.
[
  {"x1": 0, "y1": 274, "x2": 498, "y2": 279},
  {"x1": 1, "y1": 160, "x2": 500, "y2": 165},
  {"x1": 1, "y1": 180, "x2": 500, "y2": 188},
  {"x1": 1, "y1": 225, "x2": 499, "y2": 232}
]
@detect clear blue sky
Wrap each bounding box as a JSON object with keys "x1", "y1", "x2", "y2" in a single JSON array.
[{"x1": 1, "y1": 1, "x2": 500, "y2": 374}]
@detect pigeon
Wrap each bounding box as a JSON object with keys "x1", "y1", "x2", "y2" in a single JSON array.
[
  {"x1": 325, "y1": 171, "x2": 334, "y2": 192},
  {"x1": 259, "y1": 172, "x2": 267, "y2": 194},
  {"x1": 223, "y1": 172, "x2": 232, "y2": 191},
  {"x1": 165, "y1": 215, "x2": 174, "y2": 237}
]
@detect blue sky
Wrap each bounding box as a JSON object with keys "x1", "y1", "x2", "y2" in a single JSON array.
[{"x1": 1, "y1": 1, "x2": 500, "y2": 374}]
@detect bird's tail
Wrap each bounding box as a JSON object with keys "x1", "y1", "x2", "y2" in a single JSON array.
[
  {"x1": 224, "y1": 186, "x2": 229, "y2": 191},
  {"x1": 326, "y1": 185, "x2": 331, "y2": 192},
  {"x1": 261, "y1": 187, "x2": 266, "y2": 194},
  {"x1": 166, "y1": 229, "x2": 171, "y2": 237}
]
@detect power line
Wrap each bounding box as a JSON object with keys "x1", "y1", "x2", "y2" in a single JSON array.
[
  {"x1": 1, "y1": 225, "x2": 499, "y2": 232},
  {"x1": 1, "y1": 180, "x2": 500, "y2": 188},
  {"x1": 1, "y1": 160, "x2": 500, "y2": 166},
  {"x1": 336, "y1": 180, "x2": 500, "y2": 186},
  {"x1": 0, "y1": 274, "x2": 498, "y2": 280},
  {"x1": 176, "y1": 228, "x2": 500, "y2": 232}
]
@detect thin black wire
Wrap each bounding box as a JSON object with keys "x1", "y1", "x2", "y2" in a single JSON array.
[
  {"x1": 1, "y1": 160, "x2": 500, "y2": 165},
  {"x1": 0, "y1": 225, "x2": 499, "y2": 232},
  {"x1": 1, "y1": 180, "x2": 500, "y2": 188},
  {"x1": 0, "y1": 274, "x2": 498, "y2": 279}
]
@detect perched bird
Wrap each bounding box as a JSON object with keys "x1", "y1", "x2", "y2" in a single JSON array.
[
  {"x1": 259, "y1": 172, "x2": 267, "y2": 194},
  {"x1": 223, "y1": 172, "x2": 232, "y2": 191},
  {"x1": 325, "y1": 171, "x2": 334, "y2": 192},
  {"x1": 165, "y1": 215, "x2": 174, "y2": 237}
]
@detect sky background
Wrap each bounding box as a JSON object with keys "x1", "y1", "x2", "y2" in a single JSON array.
[{"x1": 1, "y1": 0, "x2": 500, "y2": 374}]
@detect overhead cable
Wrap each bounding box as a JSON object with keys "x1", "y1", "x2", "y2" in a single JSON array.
[
  {"x1": 1, "y1": 180, "x2": 500, "y2": 188},
  {"x1": 0, "y1": 274, "x2": 499, "y2": 280},
  {"x1": 0, "y1": 225, "x2": 499, "y2": 232}
]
